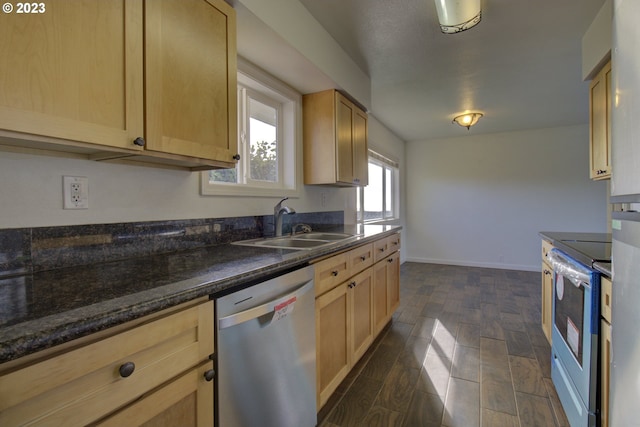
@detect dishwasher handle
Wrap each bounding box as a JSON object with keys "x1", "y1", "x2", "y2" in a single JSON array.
[{"x1": 218, "y1": 279, "x2": 313, "y2": 330}]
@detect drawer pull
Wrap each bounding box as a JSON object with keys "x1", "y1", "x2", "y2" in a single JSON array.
[
  {"x1": 331, "y1": 270, "x2": 339, "y2": 276},
  {"x1": 119, "y1": 362, "x2": 135, "y2": 378},
  {"x1": 348, "y1": 281, "x2": 356, "y2": 289},
  {"x1": 133, "y1": 137, "x2": 145, "y2": 147},
  {"x1": 388, "y1": 258, "x2": 394, "y2": 263},
  {"x1": 379, "y1": 248, "x2": 385, "y2": 252},
  {"x1": 204, "y1": 369, "x2": 216, "y2": 382},
  {"x1": 360, "y1": 256, "x2": 366, "y2": 261}
]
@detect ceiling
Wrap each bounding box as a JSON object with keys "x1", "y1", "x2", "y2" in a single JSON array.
[{"x1": 235, "y1": 0, "x2": 606, "y2": 142}]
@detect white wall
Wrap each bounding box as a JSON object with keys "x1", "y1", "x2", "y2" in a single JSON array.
[
  {"x1": 0, "y1": 149, "x2": 354, "y2": 229},
  {"x1": 405, "y1": 125, "x2": 608, "y2": 271},
  {"x1": 0, "y1": 117, "x2": 404, "y2": 230}
]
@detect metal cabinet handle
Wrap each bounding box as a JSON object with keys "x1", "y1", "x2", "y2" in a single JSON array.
[
  {"x1": 119, "y1": 362, "x2": 135, "y2": 378},
  {"x1": 388, "y1": 257, "x2": 394, "y2": 263},
  {"x1": 379, "y1": 248, "x2": 385, "y2": 252},
  {"x1": 232, "y1": 154, "x2": 241, "y2": 160},
  {"x1": 348, "y1": 281, "x2": 356, "y2": 289},
  {"x1": 133, "y1": 137, "x2": 145, "y2": 147},
  {"x1": 204, "y1": 369, "x2": 215, "y2": 382},
  {"x1": 331, "y1": 270, "x2": 339, "y2": 276},
  {"x1": 360, "y1": 256, "x2": 366, "y2": 261}
]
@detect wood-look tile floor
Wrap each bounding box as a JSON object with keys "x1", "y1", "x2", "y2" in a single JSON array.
[{"x1": 318, "y1": 262, "x2": 570, "y2": 427}]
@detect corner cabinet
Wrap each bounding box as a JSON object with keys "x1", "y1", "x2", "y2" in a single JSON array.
[
  {"x1": 314, "y1": 233, "x2": 400, "y2": 409},
  {"x1": 0, "y1": 298, "x2": 215, "y2": 427},
  {"x1": 0, "y1": 0, "x2": 237, "y2": 171},
  {"x1": 303, "y1": 90, "x2": 368, "y2": 186},
  {"x1": 589, "y1": 60, "x2": 612, "y2": 180}
]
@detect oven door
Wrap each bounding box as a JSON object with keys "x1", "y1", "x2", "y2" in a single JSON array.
[{"x1": 548, "y1": 249, "x2": 600, "y2": 426}]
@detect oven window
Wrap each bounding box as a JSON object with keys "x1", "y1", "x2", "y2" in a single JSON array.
[{"x1": 554, "y1": 273, "x2": 585, "y2": 366}]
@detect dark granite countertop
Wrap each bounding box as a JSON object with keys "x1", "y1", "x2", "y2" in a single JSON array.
[
  {"x1": 539, "y1": 231, "x2": 611, "y2": 268},
  {"x1": 0, "y1": 224, "x2": 401, "y2": 363}
]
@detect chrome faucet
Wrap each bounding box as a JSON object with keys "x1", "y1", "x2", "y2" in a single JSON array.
[{"x1": 274, "y1": 197, "x2": 295, "y2": 237}]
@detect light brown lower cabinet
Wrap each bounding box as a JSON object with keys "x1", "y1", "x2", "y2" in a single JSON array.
[
  {"x1": 315, "y1": 233, "x2": 400, "y2": 409},
  {"x1": 541, "y1": 261, "x2": 553, "y2": 344},
  {"x1": 541, "y1": 239, "x2": 554, "y2": 344},
  {"x1": 373, "y1": 252, "x2": 400, "y2": 336},
  {"x1": 0, "y1": 298, "x2": 214, "y2": 427}
]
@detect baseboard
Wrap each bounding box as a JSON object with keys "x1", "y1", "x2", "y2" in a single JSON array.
[{"x1": 404, "y1": 257, "x2": 539, "y2": 272}]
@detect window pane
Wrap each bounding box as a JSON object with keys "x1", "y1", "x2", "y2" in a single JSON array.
[
  {"x1": 249, "y1": 98, "x2": 278, "y2": 182},
  {"x1": 364, "y1": 163, "x2": 383, "y2": 220},
  {"x1": 209, "y1": 167, "x2": 238, "y2": 183},
  {"x1": 385, "y1": 167, "x2": 392, "y2": 217}
]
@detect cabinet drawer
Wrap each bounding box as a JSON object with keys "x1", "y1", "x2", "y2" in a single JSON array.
[
  {"x1": 388, "y1": 233, "x2": 401, "y2": 254},
  {"x1": 349, "y1": 243, "x2": 373, "y2": 276},
  {"x1": 0, "y1": 301, "x2": 214, "y2": 427},
  {"x1": 601, "y1": 276, "x2": 612, "y2": 323},
  {"x1": 374, "y1": 234, "x2": 401, "y2": 263},
  {"x1": 542, "y1": 239, "x2": 553, "y2": 265},
  {"x1": 315, "y1": 252, "x2": 349, "y2": 297}
]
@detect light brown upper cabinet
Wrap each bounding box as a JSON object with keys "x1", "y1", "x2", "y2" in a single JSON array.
[
  {"x1": 0, "y1": 0, "x2": 237, "y2": 170},
  {"x1": 589, "y1": 60, "x2": 612, "y2": 180},
  {"x1": 303, "y1": 90, "x2": 368, "y2": 186}
]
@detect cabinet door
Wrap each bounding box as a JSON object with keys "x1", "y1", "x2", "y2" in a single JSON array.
[
  {"x1": 96, "y1": 361, "x2": 214, "y2": 427},
  {"x1": 350, "y1": 269, "x2": 374, "y2": 364},
  {"x1": 316, "y1": 283, "x2": 350, "y2": 409},
  {"x1": 144, "y1": 0, "x2": 237, "y2": 163},
  {"x1": 590, "y1": 61, "x2": 612, "y2": 180},
  {"x1": 353, "y1": 107, "x2": 369, "y2": 186},
  {"x1": 335, "y1": 92, "x2": 355, "y2": 184},
  {"x1": 0, "y1": 0, "x2": 144, "y2": 150},
  {"x1": 541, "y1": 261, "x2": 553, "y2": 344},
  {"x1": 373, "y1": 259, "x2": 390, "y2": 335},
  {"x1": 386, "y1": 253, "x2": 400, "y2": 315}
]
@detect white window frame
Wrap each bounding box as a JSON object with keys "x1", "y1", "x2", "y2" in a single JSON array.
[
  {"x1": 357, "y1": 150, "x2": 400, "y2": 223},
  {"x1": 201, "y1": 58, "x2": 300, "y2": 197}
]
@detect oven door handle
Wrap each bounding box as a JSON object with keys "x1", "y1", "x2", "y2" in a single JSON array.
[{"x1": 547, "y1": 250, "x2": 591, "y2": 288}]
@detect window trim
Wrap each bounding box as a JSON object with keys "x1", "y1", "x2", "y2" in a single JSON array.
[
  {"x1": 200, "y1": 57, "x2": 301, "y2": 197},
  {"x1": 357, "y1": 149, "x2": 399, "y2": 223}
]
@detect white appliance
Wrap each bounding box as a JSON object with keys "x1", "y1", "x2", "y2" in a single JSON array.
[{"x1": 609, "y1": 0, "x2": 640, "y2": 425}]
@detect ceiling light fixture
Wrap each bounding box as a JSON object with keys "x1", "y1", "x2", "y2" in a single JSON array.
[
  {"x1": 434, "y1": 0, "x2": 482, "y2": 34},
  {"x1": 453, "y1": 112, "x2": 483, "y2": 129}
]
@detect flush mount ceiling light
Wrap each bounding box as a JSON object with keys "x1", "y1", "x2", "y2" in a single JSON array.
[
  {"x1": 434, "y1": 0, "x2": 482, "y2": 34},
  {"x1": 453, "y1": 112, "x2": 483, "y2": 129}
]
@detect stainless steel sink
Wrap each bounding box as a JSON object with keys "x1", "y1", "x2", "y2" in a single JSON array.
[
  {"x1": 291, "y1": 232, "x2": 353, "y2": 241},
  {"x1": 232, "y1": 232, "x2": 358, "y2": 250}
]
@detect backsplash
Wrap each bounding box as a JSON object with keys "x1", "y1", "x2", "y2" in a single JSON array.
[{"x1": 0, "y1": 211, "x2": 343, "y2": 277}]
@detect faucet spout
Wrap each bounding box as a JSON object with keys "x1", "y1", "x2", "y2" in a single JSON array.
[{"x1": 274, "y1": 197, "x2": 295, "y2": 237}]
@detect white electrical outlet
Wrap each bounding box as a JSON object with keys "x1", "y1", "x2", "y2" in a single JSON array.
[{"x1": 63, "y1": 176, "x2": 89, "y2": 209}]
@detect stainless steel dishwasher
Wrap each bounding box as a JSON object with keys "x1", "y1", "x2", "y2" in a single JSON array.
[{"x1": 215, "y1": 265, "x2": 317, "y2": 427}]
